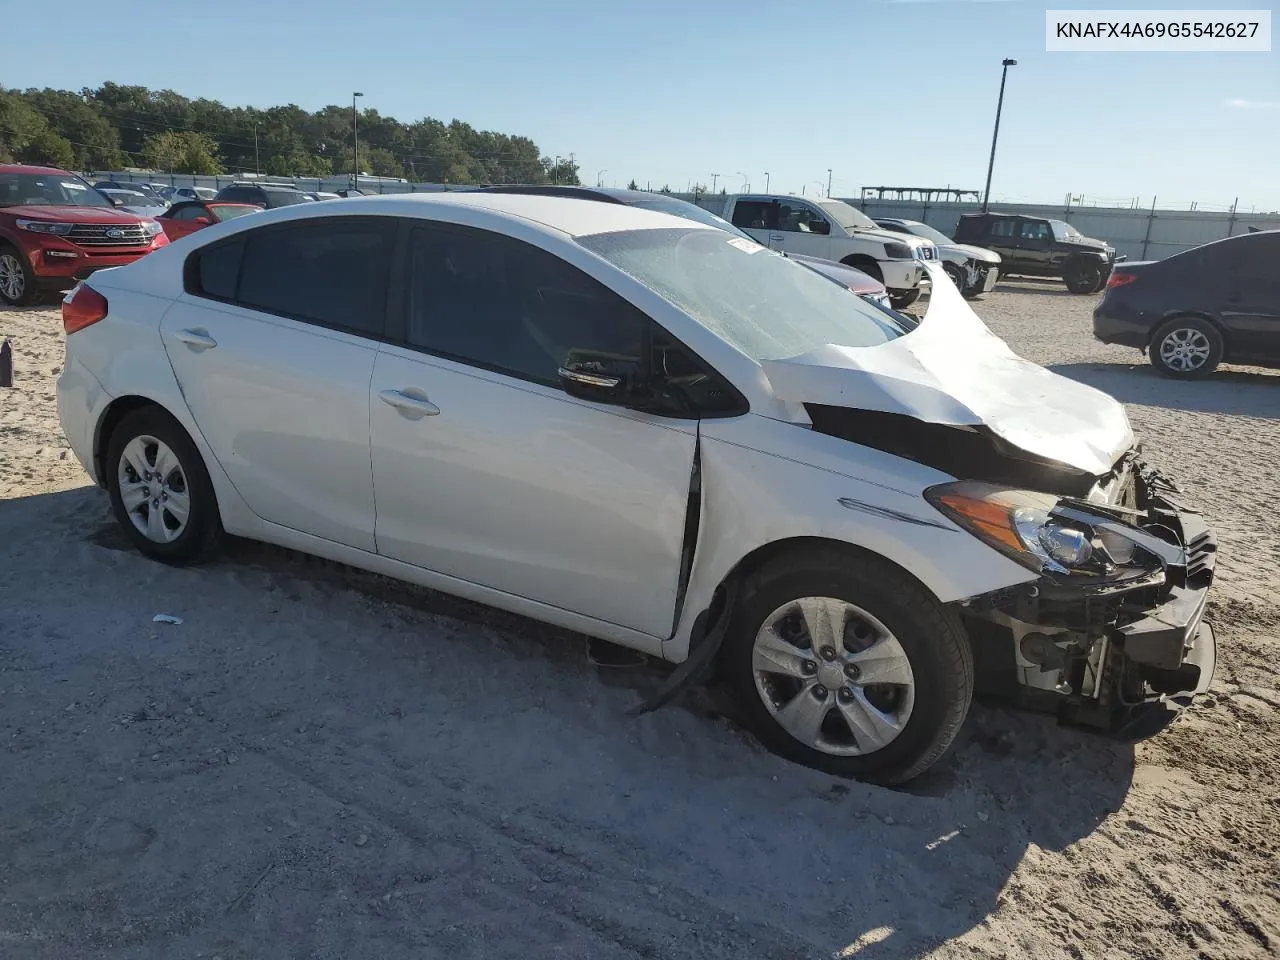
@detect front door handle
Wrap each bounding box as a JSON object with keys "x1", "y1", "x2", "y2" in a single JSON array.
[
  {"x1": 174, "y1": 328, "x2": 217, "y2": 350},
  {"x1": 378, "y1": 388, "x2": 440, "y2": 418}
]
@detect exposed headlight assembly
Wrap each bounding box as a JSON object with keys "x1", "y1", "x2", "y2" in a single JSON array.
[{"x1": 925, "y1": 481, "x2": 1100, "y2": 574}]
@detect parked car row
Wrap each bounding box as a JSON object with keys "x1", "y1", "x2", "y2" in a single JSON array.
[{"x1": 53, "y1": 189, "x2": 1219, "y2": 785}]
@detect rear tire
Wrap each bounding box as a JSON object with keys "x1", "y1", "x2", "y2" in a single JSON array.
[
  {"x1": 105, "y1": 406, "x2": 223, "y2": 565},
  {"x1": 1149, "y1": 316, "x2": 1223, "y2": 379},
  {"x1": 0, "y1": 246, "x2": 39, "y2": 307},
  {"x1": 720, "y1": 547, "x2": 973, "y2": 785},
  {"x1": 1064, "y1": 258, "x2": 1103, "y2": 294}
]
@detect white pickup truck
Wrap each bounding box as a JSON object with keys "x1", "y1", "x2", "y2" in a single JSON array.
[{"x1": 705, "y1": 194, "x2": 938, "y2": 308}]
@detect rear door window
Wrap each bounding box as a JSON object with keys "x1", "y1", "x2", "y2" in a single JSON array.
[
  {"x1": 234, "y1": 218, "x2": 394, "y2": 337},
  {"x1": 189, "y1": 238, "x2": 244, "y2": 300},
  {"x1": 989, "y1": 219, "x2": 1017, "y2": 239}
]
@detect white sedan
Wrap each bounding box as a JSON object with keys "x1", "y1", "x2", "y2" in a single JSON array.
[{"x1": 56, "y1": 193, "x2": 1216, "y2": 784}]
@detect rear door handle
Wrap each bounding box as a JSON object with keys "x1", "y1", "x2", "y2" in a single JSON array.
[
  {"x1": 174, "y1": 328, "x2": 217, "y2": 350},
  {"x1": 769, "y1": 233, "x2": 785, "y2": 242},
  {"x1": 378, "y1": 388, "x2": 441, "y2": 418}
]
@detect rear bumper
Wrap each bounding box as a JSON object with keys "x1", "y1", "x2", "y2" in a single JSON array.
[{"x1": 1093, "y1": 304, "x2": 1150, "y2": 349}]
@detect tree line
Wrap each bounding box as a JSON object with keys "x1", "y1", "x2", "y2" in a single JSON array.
[{"x1": 0, "y1": 82, "x2": 580, "y2": 185}]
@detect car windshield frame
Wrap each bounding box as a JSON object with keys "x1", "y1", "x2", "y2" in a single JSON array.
[
  {"x1": 814, "y1": 199, "x2": 877, "y2": 232},
  {"x1": 1048, "y1": 219, "x2": 1084, "y2": 240},
  {"x1": 577, "y1": 226, "x2": 912, "y2": 363},
  {"x1": 0, "y1": 172, "x2": 115, "y2": 209}
]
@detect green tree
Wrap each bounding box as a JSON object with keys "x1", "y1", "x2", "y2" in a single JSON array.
[
  {"x1": 140, "y1": 131, "x2": 222, "y2": 175},
  {"x1": 22, "y1": 129, "x2": 76, "y2": 168},
  {"x1": 627, "y1": 179, "x2": 639, "y2": 191},
  {"x1": 0, "y1": 88, "x2": 49, "y2": 161}
]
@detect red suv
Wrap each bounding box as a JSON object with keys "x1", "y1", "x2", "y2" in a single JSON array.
[{"x1": 0, "y1": 164, "x2": 169, "y2": 306}]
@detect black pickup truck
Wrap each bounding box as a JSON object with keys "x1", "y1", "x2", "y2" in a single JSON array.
[{"x1": 954, "y1": 212, "x2": 1122, "y2": 294}]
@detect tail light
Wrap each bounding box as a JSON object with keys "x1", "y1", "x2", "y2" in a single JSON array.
[
  {"x1": 1106, "y1": 271, "x2": 1137, "y2": 290},
  {"x1": 63, "y1": 284, "x2": 108, "y2": 334}
]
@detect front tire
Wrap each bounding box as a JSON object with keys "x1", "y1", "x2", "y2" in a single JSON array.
[
  {"x1": 0, "y1": 246, "x2": 39, "y2": 307},
  {"x1": 720, "y1": 548, "x2": 973, "y2": 785},
  {"x1": 942, "y1": 262, "x2": 968, "y2": 295},
  {"x1": 1149, "y1": 316, "x2": 1223, "y2": 379},
  {"x1": 106, "y1": 406, "x2": 223, "y2": 565},
  {"x1": 889, "y1": 288, "x2": 921, "y2": 310},
  {"x1": 1064, "y1": 258, "x2": 1103, "y2": 294}
]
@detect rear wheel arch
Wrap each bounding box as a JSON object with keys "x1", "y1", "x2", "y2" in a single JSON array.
[{"x1": 93, "y1": 396, "x2": 171, "y2": 485}]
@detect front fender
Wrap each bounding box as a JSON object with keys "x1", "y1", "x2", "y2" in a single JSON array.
[{"x1": 664, "y1": 414, "x2": 1035, "y2": 661}]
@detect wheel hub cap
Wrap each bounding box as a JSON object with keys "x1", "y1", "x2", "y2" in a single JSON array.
[
  {"x1": 0, "y1": 254, "x2": 23, "y2": 301},
  {"x1": 117, "y1": 435, "x2": 191, "y2": 543},
  {"x1": 752, "y1": 597, "x2": 916, "y2": 757},
  {"x1": 1159, "y1": 328, "x2": 1211, "y2": 371}
]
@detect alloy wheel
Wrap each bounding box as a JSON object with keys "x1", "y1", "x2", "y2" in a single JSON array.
[
  {"x1": 1159, "y1": 327, "x2": 1212, "y2": 372},
  {"x1": 752, "y1": 597, "x2": 916, "y2": 756},
  {"x1": 117, "y1": 435, "x2": 191, "y2": 543},
  {"x1": 0, "y1": 253, "x2": 25, "y2": 302}
]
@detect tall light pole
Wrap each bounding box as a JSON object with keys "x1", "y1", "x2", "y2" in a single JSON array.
[
  {"x1": 597, "y1": 168, "x2": 608, "y2": 187},
  {"x1": 352, "y1": 92, "x2": 364, "y2": 190},
  {"x1": 710, "y1": 172, "x2": 720, "y2": 193},
  {"x1": 827, "y1": 168, "x2": 832, "y2": 198},
  {"x1": 254, "y1": 122, "x2": 260, "y2": 176},
  {"x1": 982, "y1": 59, "x2": 1017, "y2": 213},
  {"x1": 764, "y1": 171, "x2": 770, "y2": 192},
  {"x1": 736, "y1": 171, "x2": 748, "y2": 190},
  {"x1": 553, "y1": 155, "x2": 561, "y2": 185}
]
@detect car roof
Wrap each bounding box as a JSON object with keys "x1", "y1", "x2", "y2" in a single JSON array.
[
  {"x1": 0, "y1": 164, "x2": 73, "y2": 175},
  {"x1": 205, "y1": 191, "x2": 716, "y2": 240}
]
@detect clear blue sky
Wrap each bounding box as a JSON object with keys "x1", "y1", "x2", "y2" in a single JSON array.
[{"x1": 6, "y1": 0, "x2": 1278, "y2": 209}]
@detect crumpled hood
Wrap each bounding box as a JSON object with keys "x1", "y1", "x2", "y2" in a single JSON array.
[
  {"x1": 942, "y1": 242, "x2": 1001, "y2": 264},
  {"x1": 760, "y1": 263, "x2": 1133, "y2": 476}
]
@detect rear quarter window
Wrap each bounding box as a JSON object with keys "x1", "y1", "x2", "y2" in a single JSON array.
[{"x1": 185, "y1": 238, "x2": 244, "y2": 301}]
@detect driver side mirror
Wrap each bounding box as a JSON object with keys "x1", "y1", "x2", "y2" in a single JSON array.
[
  {"x1": 108, "y1": 197, "x2": 124, "y2": 207},
  {"x1": 558, "y1": 353, "x2": 645, "y2": 407},
  {"x1": 809, "y1": 219, "x2": 831, "y2": 236}
]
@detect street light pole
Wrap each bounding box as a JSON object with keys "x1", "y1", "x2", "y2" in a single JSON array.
[
  {"x1": 764, "y1": 171, "x2": 770, "y2": 192},
  {"x1": 352, "y1": 92, "x2": 364, "y2": 191},
  {"x1": 827, "y1": 168, "x2": 832, "y2": 198},
  {"x1": 254, "y1": 122, "x2": 260, "y2": 176},
  {"x1": 597, "y1": 168, "x2": 608, "y2": 187},
  {"x1": 710, "y1": 172, "x2": 720, "y2": 193},
  {"x1": 981, "y1": 59, "x2": 1017, "y2": 213}
]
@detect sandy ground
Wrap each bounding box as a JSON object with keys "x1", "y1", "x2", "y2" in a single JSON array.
[{"x1": 1, "y1": 285, "x2": 1278, "y2": 960}]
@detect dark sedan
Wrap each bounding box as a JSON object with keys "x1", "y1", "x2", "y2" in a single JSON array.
[
  {"x1": 474, "y1": 185, "x2": 893, "y2": 308},
  {"x1": 1094, "y1": 229, "x2": 1280, "y2": 378}
]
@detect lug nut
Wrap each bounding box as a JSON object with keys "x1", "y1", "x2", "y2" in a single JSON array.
[
  {"x1": 844, "y1": 663, "x2": 861, "y2": 681},
  {"x1": 838, "y1": 687, "x2": 854, "y2": 703},
  {"x1": 802, "y1": 660, "x2": 817, "y2": 675},
  {"x1": 812, "y1": 684, "x2": 829, "y2": 700},
  {"x1": 820, "y1": 646, "x2": 837, "y2": 661}
]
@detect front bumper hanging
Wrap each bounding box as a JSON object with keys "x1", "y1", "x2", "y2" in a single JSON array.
[{"x1": 960, "y1": 462, "x2": 1218, "y2": 730}]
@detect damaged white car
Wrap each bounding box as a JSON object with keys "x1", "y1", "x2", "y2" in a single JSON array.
[{"x1": 55, "y1": 194, "x2": 1216, "y2": 785}]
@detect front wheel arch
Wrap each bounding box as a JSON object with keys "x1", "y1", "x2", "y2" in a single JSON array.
[{"x1": 840, "y1": 255, "x2": 883, "y2": 282}]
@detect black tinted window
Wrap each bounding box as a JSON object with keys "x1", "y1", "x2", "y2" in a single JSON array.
[
  {"x1": 191, "y1": 239, "x2": 243, "y2": 300},
  {"x1": 263, "y1": 190, "x2": 310, "y2": 208},
  {"x1": 989, "y1": 219, "x2": 1016, "y2": 238},
  {"x1": 216, "y1": 187, "x2": 258, "y2": 204},
  {"x1": 405, "y1": 224, "x2": 645, "y2": 387},
  {"x1": 730, "y1": 200, "x2": 773, "y2": 230},
  {"x1": 1229, "y1": 232, "x2": 1280, "y2": 282},
  {"x1": 237, "y1": 219, "x2": 392, "y2": 336}
]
